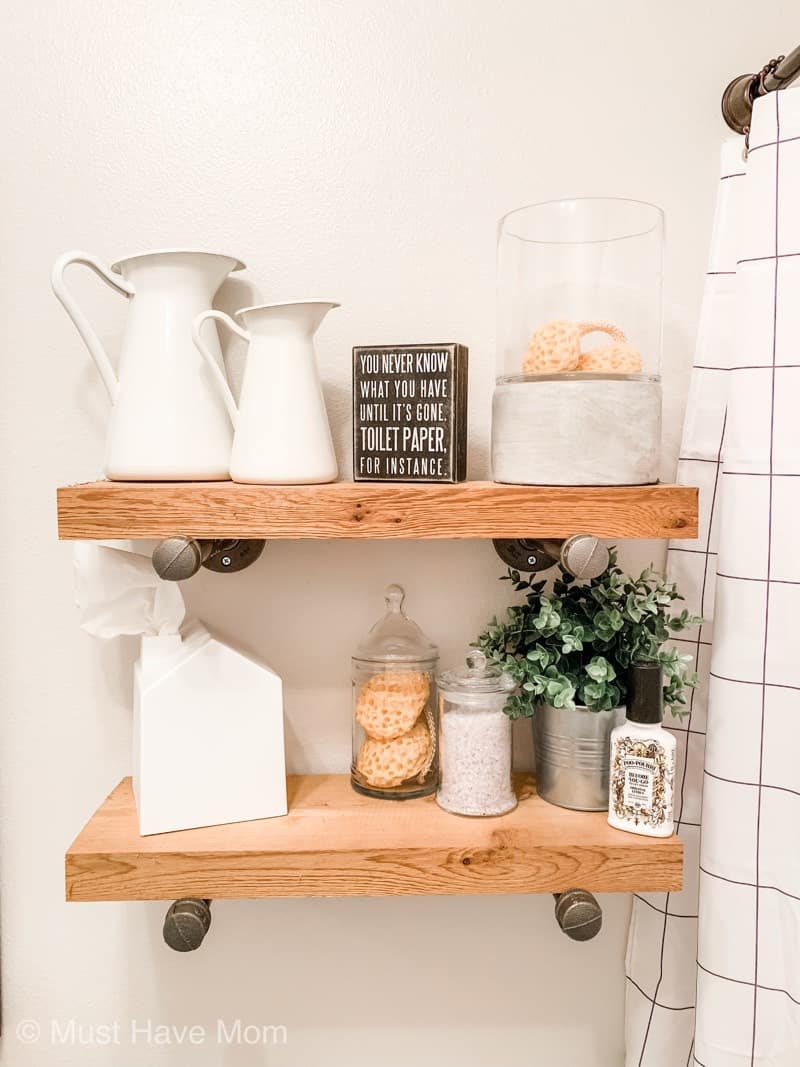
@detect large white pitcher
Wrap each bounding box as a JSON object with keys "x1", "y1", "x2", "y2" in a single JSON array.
[
  {"x1": 192, "y1": 301, "x2": 339, "y2": 484},
  {"x1": 52, "y1": 248, "x2": 245, "y2": 480}
]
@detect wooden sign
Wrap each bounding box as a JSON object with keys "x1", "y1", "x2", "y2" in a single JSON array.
[{"x1": 353, "y1": 344, "x2": 468, "y2": 482}]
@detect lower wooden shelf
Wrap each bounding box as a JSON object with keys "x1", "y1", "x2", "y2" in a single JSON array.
[{"x1": 66, "y1": 775, "x2": 683, "y2": 901}]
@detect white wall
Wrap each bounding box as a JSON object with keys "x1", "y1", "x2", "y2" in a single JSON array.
[{"x1": 0, "y1": 1, "x2": 793, "y2": 1064}]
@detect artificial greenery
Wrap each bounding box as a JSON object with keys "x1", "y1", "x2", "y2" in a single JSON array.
[{"x1": 476, "y1": 548, "x2": 701, "y2": 718}]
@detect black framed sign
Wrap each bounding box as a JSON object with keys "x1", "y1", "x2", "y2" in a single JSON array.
[{"x1": 352, "y1": 343, "x2": 468, "y2": 482}]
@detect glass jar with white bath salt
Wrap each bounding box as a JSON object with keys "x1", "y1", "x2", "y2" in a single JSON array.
[
  {"x1": 351, "y1": 585, "x2": 439, "y2": 800},
  {"x1": 436, "y1": 651, "x2": 517, "y2": 817}
]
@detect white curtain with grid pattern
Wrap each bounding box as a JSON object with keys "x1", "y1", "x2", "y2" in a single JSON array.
[{"x1": 625, "y1": 87, "x2": 800, "y2": 1067}]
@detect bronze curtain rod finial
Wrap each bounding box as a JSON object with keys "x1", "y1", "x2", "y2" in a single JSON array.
[{"x1": 722, "y1": 45, "x2": 800, "y2": 134}]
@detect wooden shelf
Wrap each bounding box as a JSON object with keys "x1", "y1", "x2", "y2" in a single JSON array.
[
  {"x1": 66, "y1": 775, "x2": 683, "y2": 902},
  {"x1": 57, "y1": 480, "x2": 698, "y2": 541}
]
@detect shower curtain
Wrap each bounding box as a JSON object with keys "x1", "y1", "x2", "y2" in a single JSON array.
[{"x1": 626, "y1": 86, "x2": 800, "y2": 1067}]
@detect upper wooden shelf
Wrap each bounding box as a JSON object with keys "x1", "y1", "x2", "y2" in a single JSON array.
[
  {"x1": 66, "y1": 775, "x2": 682, "y2": 902},
  {"x1": 57, "y1": 480, "x2": 698, "y2": 541}
]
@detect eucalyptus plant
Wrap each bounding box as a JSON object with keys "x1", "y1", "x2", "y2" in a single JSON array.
[{"x1": 476, "y1": 549, "x2": 701, "y2": 718}]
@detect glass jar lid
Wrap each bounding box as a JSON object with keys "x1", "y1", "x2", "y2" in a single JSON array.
[
  {"x1": 437, "y1": 650, "x2": 516, "y2": 696},
  {"x1": 353, "y1": 584, "x2": 438, "y2": 665}
]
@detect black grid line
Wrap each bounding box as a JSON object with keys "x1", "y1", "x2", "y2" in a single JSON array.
[
  {"x1": 684, "y1": 364, "x2": 800, "y2": 373},
  {"x1": 748, "y1": 132, "x2": 800, "y2": 153},
  {"x1": 668, "y1": 724, "x2": 708, "y2": 737},
  {"x1": 717, "y1": 572, "x2": 800, "y2": 586},
  {"x1": 733, "y1": 363, "x2": 800, "y2": 369},
  {"x1": 655, "y1": 812, "x2": 701, "y2": 828},
  {"x1": 696, "y1": 961, "x2": 800, "y2": 1009},
  {"x1": 709, "y1": 670, "x2": 800, "y2": 693},
  {"x1": 738, "y1": 250, "x2": 800, "y2": 264},
  {"x1": 634, "y1": 893, "x2": 699, "y2": 919},
  {"x1": 627, "y1": 975, "x2": 695, "y2": 1012},
  {"x1": 720, "y1": 171, "x2": 747, "y2": 179},
  {"x1": 668, "y1": 547, "x2": 717, "y2": 556},
  {"x1": 704, "y1": 768, "x2": 800, "y2": 801},
  {"x1": 700, "y1": 863, "x2": 800, "y2": 904}
]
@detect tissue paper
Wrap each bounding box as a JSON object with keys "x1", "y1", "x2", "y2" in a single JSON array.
[{"x1": 73, "y1": 543, "x2": 185, "y2": 638}]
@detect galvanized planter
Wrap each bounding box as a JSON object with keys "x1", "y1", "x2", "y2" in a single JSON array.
[{"x1": 533, "y1": 703, "x2": 625, "y2": 811}]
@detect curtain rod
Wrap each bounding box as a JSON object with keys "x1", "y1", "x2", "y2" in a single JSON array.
[{"x1": 722, "y1": 45, "x2": 800, "y2": 134}]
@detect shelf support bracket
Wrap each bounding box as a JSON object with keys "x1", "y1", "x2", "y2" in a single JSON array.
[
  {"x1": 159, "y1": 891, "x2": 601, "y2": 948},
  {"x1": 152, "y1": 537, "x2": 265, "y2": 581},
  {"x1": 163, "y1": 898, "x2": 212, "y2": 951},
  {"x1": 493, "y1": 535, "x2": 609, "y2": 579},
  {"x1": 553, "y1": 889, "x2": 603, "y2": 940}
]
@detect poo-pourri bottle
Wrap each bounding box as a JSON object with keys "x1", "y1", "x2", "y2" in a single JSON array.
[{"x1": 608, "y1": 661, "x2": 676, "y2": 837}]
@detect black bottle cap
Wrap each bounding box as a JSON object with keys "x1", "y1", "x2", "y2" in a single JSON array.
[{"x1": 627, "y1": 661, "x2": 663, "y2": 724}]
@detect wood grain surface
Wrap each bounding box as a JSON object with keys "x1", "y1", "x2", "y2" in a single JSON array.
[
  {"x1": 66, "y1": 775, "x2": 683, "y2": 901},
  {"x1": 57, "y1": 480, "x2": 698, "y2": 540}
]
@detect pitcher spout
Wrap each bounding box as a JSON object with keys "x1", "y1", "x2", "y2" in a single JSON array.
[
  {"x1": 236, "y1": 300, "x2": 340, "y2": 336},
  {"x1": 110, "y1": 249, "x2": 246, "y2": 295}
]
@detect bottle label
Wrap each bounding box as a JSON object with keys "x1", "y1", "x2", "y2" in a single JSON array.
[
  {"x1": 622, "y1": 756, "x2": 656, "y2": 809},
  {"x1": 611, "y1": 737, "x2": 674, "y2": 829}
]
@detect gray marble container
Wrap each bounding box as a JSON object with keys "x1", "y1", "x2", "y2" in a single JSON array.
[{"x1": 491, "y1": 374, "x2": 661, "y2": 486}]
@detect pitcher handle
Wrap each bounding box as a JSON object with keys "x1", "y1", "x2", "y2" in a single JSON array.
[
  {"x1": 192, "y1": 310, "x2": 248, "y2": 428},
  {"x1": 51, "y1": 251, "x2": 135, "y2": 402}
]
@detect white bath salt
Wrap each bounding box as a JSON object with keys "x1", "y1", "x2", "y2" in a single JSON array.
[{"x1": 437, "y1": 707, "x2": 516, "y2": 817}]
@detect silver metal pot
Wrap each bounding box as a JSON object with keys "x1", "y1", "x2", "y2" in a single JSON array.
[{"x1": 533, "y1": 703, "x2": 625, "y2": 811}]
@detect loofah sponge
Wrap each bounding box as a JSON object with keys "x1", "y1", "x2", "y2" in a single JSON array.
[
  {"x1": 355, "y1": 670, "x2": 430, "y2": 741},
  {"x1": 355, "y1": 719, "x2": 432, "y2": 789},
  {"x1": 577, "y1": 342, "x2": 643, "y2": 373},
  {"x1": 523, "y1": 319, "x2": 637, "y2": 375}
]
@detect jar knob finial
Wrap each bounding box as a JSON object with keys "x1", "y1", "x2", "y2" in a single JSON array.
[
  {"x1": 466, "y1": 649, "x2": 487, "y2": 673},
  {"x1": 384, "y1": 584, "x2": 406, "y2": 613}
]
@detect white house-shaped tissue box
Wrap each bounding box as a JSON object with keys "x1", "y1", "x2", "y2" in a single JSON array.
[{"x1": 133, "y1": 621, "x2": 287, "y2": 835}]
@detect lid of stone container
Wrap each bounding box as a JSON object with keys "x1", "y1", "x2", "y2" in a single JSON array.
[
  {"x1": 437, "y1": 650, "x2": 516, "y2": 695},
  {"x1": 353, "y1": 584, "x2": 438, "y2": 664}
]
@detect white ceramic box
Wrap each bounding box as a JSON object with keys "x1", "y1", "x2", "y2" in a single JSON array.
[{"x1": 133, "y1": 621, "x2": 287, "y2": 835}]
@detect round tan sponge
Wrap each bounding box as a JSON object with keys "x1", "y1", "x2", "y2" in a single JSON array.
[
  {"x1": 524, "y1": 319, "x2": 583, "y2": 374},
  {"x1": 577, "y1": 342, "x2": 642, "y2": 373},
  {"x1": 355, "y1": 719, "x2": 432, "y2": 789},
  {"x1": 523, "y1": 319, "x2": 630, "y2": 375},
  {"x1": 355, "y1": 670, "x2": 429, "y2": 741}
]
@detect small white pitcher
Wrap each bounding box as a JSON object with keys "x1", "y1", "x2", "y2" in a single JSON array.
[
  {"x1": 192, "y1": 300, "x2": 340, "y2": 484},
  {"x1": 52, "y1": 248, "x2": 245, "y2": 480}
]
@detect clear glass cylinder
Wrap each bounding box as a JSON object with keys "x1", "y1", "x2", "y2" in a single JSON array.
[
  {"x1": 493, "y1": 198, "x2": 664, "y2": 486},
  {"x1": 351, "y1": 585, "x2": 438, "y2": 800},
  {"x1": 436, "y1": 651, "x2": 516, "y2": 817}
]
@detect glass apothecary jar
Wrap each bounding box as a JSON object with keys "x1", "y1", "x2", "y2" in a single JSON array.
[
  {"x1": 494, "y1": 198, "x2": 663, "y2": 486},
  {"x1": 437, "y1": 651, "x2": 517, "y2": 817},
  {"x1": 351, "y1": 585, "x2": 439, "y2": 800}
]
